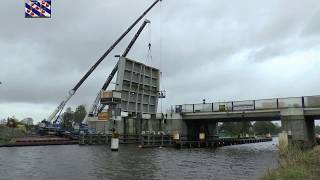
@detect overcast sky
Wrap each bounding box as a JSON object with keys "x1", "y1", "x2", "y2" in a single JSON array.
[{"x1": 0, "y1": 0, "x2": 320, "y2": 122}]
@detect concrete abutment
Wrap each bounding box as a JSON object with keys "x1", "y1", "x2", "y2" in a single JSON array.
[{"x1": 280, "y1": 108, "x2": 316, "y2": 148}]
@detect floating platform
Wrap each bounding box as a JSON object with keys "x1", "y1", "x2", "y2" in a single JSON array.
[
  {"x1": 173, "y1": 137, "x2": 273, "y2": 149},
  {"x1": 0, "y1": 137, "x2": 78, "y2": 147},
  {"x1": 79, "y1": 133, "x2": 273, "y2": 149}
]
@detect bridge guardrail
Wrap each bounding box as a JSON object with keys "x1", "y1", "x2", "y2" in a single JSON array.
[
  {"x1": 278, "y1": 97, "x2": 303, "y2": 108},
  {"x1": 178, "y1": 95, "x2": 320, "y2": 113},
  {"x1": 255, "y1": 98, "x2": 277, "y2": 110},
  {"x1": 304, "y1": 95, "x2": 320, "y2": 108}
]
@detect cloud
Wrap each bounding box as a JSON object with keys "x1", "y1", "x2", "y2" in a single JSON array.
[
  {"x1": 301, "y1": 9, "x2": 320, "y2": 36},
  {"x1": 0, "y1": 0, "x2": 320, "y2": 121}
]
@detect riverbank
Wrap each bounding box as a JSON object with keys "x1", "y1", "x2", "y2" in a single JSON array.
[
  {"x1": 0, "y1": 126, "x2": 27, "y2": 144},
  {"x1": 262, "y1": 145, "x2": 320, "y2": 180},
  {"x1": 0, "y1": 136, "x2": 78, "y2": 147},
  {"x1": 1, "y1": 125, "x2": 79, "y2": 147}
]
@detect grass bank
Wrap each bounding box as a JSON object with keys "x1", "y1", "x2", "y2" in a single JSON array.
[{"x1": 262, "y1": 137, "x2": 320, "y2": 180}]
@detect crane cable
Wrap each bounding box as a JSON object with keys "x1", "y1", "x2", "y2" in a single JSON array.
[
  {"x1": 146, "y1": 22, "x2": 153, "y2": 66},
  {"x1": 159, "y1": 0, "x2": 162, "y2": 76},
  {"x1": 159, "y1": 1, "x2": 165, "y2": 114},
  {"x1": 145, "y1": 1, "x2": 164, "y2": 114}
]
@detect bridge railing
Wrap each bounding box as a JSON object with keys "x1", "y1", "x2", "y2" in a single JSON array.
[
  {"x1": 278, "y1": 97, "x2": 303, "y2": 108},
  {"x1": 255, "y1": 98, "x2": 277, "y2": 110},
  {"x1": 177, "y1": 95, "x2": 320, "y2": 113},
  {"x1": 304, "y1": 95, "x2": 320, "y2": 108}
]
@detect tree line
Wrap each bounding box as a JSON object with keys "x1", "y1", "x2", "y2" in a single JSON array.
[
  {"x1": 219, "y1": 121, "x2": 282, "y2": 137},
  {"x1": 0, "y1": 105, "x2": 87, "y2": 131},
  {"x1": 60, "y1": 105, "x2": 87, "y2": 129}
]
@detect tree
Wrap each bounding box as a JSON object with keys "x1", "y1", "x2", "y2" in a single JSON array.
[
  {"x1": 220, "y1": 122, "x2": 238, "y2": 136},
  {"x1": 220, "y1": 121, "x2": 252, "y2": 137},
  {"x1": 0, "y1": 118, "x2": 7, "y2": 125},
  {"x1": 315, "y1": 125, "x2": 320, "y2": 134},
  {"x1": 21, "y1": 118, "x2": 34, "y2": 126},
  {"x1": 6, "y1": 117, "x2": 17, "y2": 128},
  {"x1": 61, "y1": 107, "x2": 74, "y2": 129},
  {"x1": 73, "y1": 105, "x2": 87, "y2": 124},
  {"x1": 253, "y1": 121, "x2": 281, "y2": 135},
  {"x1": 239, "y1": 121, "x2": 252, "y2": 136},
  {"x1": 6, "y1": 117, "x2": 18, "y2": 135}
]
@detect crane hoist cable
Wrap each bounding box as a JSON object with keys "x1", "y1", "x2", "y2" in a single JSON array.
[
  {"x1": 159, "y1": 1, "x2": 166, "y2": 114},
  {"x1": 47, "y1": 0, "x2": 162, "y2": 123},
  {"x1": 146, "y1": 23, "x2": 153, "y2": 66},
  {"x1": 87, "y1": 19, "x2": 151, "y2": 117},
  {"x1": 146, "y1": 43, "x2": 153, "y2": 66},
  {"x1": 159, "y1": 0, "x2": 163, "y2": 73}
]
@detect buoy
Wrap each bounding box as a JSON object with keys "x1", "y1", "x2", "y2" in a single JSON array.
[
  {"x1": 111, "y1": 137, "x2": 119, "y2": 151},
  {"x1": 111, "y1": 129, "x2": 119, "y2": 151}
]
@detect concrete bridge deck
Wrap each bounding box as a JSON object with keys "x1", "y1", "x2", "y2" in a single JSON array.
[
  {"x1": 175, "y1": 95, "x2": 320, "y2": 121},
  {"x1": 181, "y1": 108, "x2": 320, "y2": 121},
  {"x1": 170, "y1": 95, "x2": 320, "y2": 148}
]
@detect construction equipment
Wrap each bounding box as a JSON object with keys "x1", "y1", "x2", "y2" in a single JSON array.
[
  {"x1": 87, "y1": 19, "x2": 151, "y2": 117},
  {"x1": 46, "y1": 0, "x2": 162, "y2": 122}
]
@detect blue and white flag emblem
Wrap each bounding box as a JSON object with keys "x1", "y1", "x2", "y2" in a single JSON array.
[{"x1": 25, "y1": 0, "x2": 51, "y2": 18}]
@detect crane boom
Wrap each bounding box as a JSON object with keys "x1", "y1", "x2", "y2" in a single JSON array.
[
  {"x1": 88, "y1": 19, "x2": 151, "y2": 117},
  {"x1": 47, "y1": 0, "x2": 161, "y2": 122}
]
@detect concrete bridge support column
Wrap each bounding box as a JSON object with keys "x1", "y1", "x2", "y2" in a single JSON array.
[
  {"x1": 281, "y1": 108, "x2": 315, "y2": 148},
  {"x1": 163, "y1": 113, "x2": 188, "y2": 136}
]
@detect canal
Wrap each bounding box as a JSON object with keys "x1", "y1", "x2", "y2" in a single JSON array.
[{"x1": 0, "y1": 138, "x2": 278, "y2": 180}]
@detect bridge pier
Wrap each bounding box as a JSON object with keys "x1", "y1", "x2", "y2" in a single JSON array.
[
  {"x1": 185, "y1": 120, "x2": 217, "y2": 141},
  {"x1": 281, "y1": 108, "x2": 316, "y2": 148}
]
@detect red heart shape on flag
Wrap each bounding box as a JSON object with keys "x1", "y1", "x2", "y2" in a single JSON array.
[
  {"x1": 42, "y1": 10, "x2": 45, "y2": 13},
  {"x1": 36, "y1": 7, "x2": 39, "y2": 10},
  {"x1": 31, "y1": 12, "x2": 34, "y2": 16},
  {"x1": 46, "y1": 4, "x2": 49, "y2": 7},
  {"x1": 27, "y1": 9, "x2": 30, "y2": 13}
]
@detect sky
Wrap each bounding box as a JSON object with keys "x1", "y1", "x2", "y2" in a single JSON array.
[{"x1": 0, "y1": 0, "x2": 320, "y2": 123}]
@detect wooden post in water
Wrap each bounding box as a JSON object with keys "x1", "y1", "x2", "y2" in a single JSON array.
[
  {"x1": 141, "y1": 135, "x2": 144, "y2": 146},
  {"x1": 79, "y1": 134, "x2": 85, "y2": 145},
  {"x1": 105, "y1": 134, "x2": 109, "y2": 144},
  {"x1": 97, "y1": 134, "x2": 101, "y2": 144},
  {"x1": 161, "y1": 135, "x2": 164, "y2": 146},
  {"x1": 88, "y1": 134, "x2": 93, "y2": 145}
]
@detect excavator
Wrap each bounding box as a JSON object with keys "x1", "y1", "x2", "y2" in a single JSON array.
[{"x1": 38, "y1": 0, "x2": 161, "y2": 136}]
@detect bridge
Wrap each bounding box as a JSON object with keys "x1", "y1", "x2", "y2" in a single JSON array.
[{"x1": 166, "y1": 95, "x2": 320, "y2": 148}]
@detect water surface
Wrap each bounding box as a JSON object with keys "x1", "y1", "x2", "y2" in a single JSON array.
[{"x1": 0, "y1": 139, "x2": 278, "y2": 180}]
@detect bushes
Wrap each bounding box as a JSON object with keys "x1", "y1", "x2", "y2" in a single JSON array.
[
  {"x1": 262, "y1": 137, "x2": 320, "y2": 180},
  {"x1": 0, "y1": 126, "x2": 27, "y2": 144}
]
